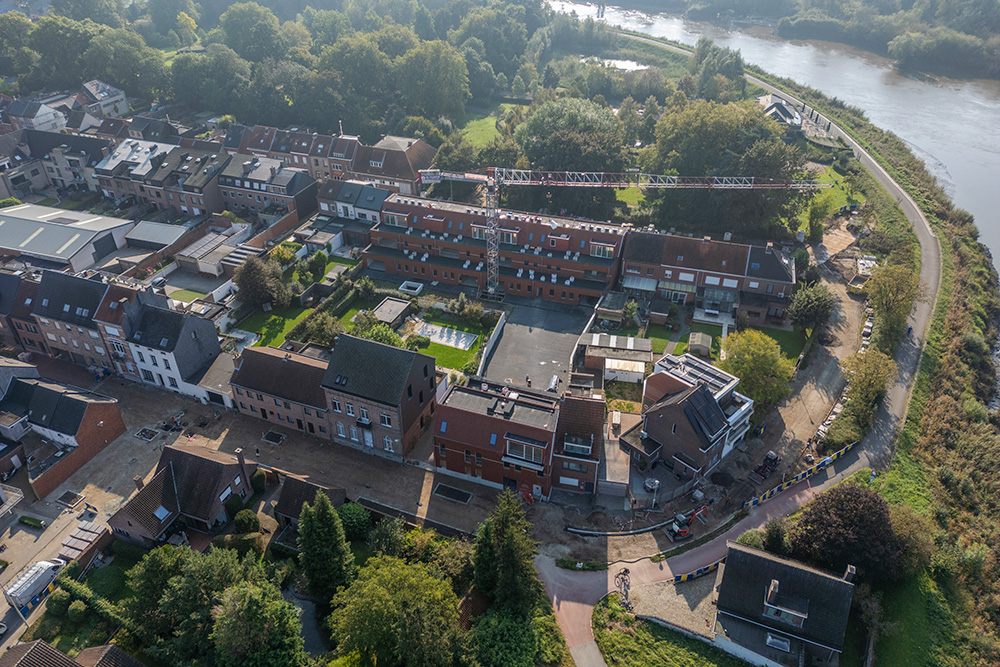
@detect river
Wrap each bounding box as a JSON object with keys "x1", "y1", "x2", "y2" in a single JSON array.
[{"x1": 550, "y1": 1, "x2": 1000, "y2": 266}]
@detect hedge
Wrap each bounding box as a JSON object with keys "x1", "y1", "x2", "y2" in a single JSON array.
[{"x1": 56, "y1": 575, "x2": 131, "y2": 630}]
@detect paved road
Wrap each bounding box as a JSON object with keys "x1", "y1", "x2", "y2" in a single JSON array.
[{"x1": 536, "y1": 33, "x2": 943, "y2": 667}]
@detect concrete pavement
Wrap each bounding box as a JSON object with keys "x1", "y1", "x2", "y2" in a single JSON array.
[{"x1": 537, "y1": 32, "x2": 943, "y2": 667}]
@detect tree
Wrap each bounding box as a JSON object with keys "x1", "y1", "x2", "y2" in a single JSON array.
[
  {"x1": 866, "y1": 264, "x2": 922, "y2": 336},
  {"x1": 337, "y1": 502, "x2": 372, "y2": 541},
  {"x1": 82, "y1": 28, "x2": 169, "y2": 100},
  {"x1": 474, "y1": 610, "x2": 537, "y2": 667},
  {"x1": 789, "y1": 282, "x2": 837, "y2": 330},
  {"x1": 329, "y1": 556, "x2": 463, "y2": 667},
  {"x1": 211, "y1": 583, "x2": 306, "y2": 667},
  {"x1": 842, "y1": 350, "x2": 897, "y2": 427},
  {"x1": 234, "y1": 509, "x2": 260, "y2": 534},
  {"x1": 763, "y1": 517, "x2": 791, "y2": 555},
  {"x1": 304, "y1": 311, "x2": 344, "y2": 346},
  {"x1": 149, "y1": 0, "x2": 198, "y2": 35},
  {"x1": 0, "y1": 198, "x2": 22, "y2": 208},
  {"x1": 123, "y1": 545, "x2": 192, "y2": 644},
  {"x1": 233, "y1": 256, "x2": 289, "y2": 308},
  {"x1": 354, "y1": 319, "x2": 405, "y2": 348},
  {"x1": 297, "y1": 490, "x2": 355, "y2": 602},
  {"x1": 720, "y1": 329, "x2": 795, "y2": 414},
  {"x1": 448, "y1": 5, "x2": 527, "y2": 76},
  {"x1": 47, "y1": 589, "x2": 71, "y2": 616},
  {"x1": 67, "y1": 599, "x2": 88, "y2": 623},
  {"x1": 51, "y1": 0, "x2": 124, "y2": 27},
  {"x1": 0, "y1": 12, "x2": 34, "y2": 58},
  {"x1": 473, "y1": 489, "x2": 540, "y2": 617},
  {"x1": 367, "y1": 516, "x2": 407, "y2": 558},
  {"x1": 171, "y1": 44, "x2": 252, "y2": 114},
  {"x1": 791, "y1": 485, "x2": 907, "y2": 583},
  {"x1": 220, "y1": 2, "x2": 286, "y2": 62},
  {"x1": 398, "y1": 40, "x2": 469, "y2": 119},
  {"x1": 23, "y1": 15, "x2": 103, "y2": 92}
]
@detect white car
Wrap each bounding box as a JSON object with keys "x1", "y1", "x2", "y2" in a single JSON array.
[{"x1": 0, "y1": 622, "x2": 7, "y2": 637}]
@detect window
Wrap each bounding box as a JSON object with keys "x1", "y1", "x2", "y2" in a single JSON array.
[
  {"x1": 506, "y1": 441, "x2": 545, "y2": 464},
  {"x1": 63, "y1": 304, "x2": 70, "y2": 312},
  {"x1": 563, "y1": 461, "x2": 588, "y2": 473},
  {"x1": 359, "y1": 406, "x2": 368, "y2": 420},
  {"x1": 274, "y1": 398, "x2": 281, "y2": 406},
  {"x1": 151, "y1": 356, "x2": 158, "y2": 367},
  {"x1": 563, "y1": 436, "x2": 591, "y2": 456},
  {"x1": 705, "y1": 276, "x2": 721, "y2": 286},
  {"x1": 240, "y1": 402, "x2": 247, "y2": 409},
  {"x1": 765, "y1": 634, "x2": 790, "y2": 652},
  {"x1": 319, "y1": 425, "x2": 327, "y2": 433},
  {"x1": 472, "y1": 225, "x2": 486, "y2": 240},
  {"x1": 464, "y1": 450, "x2": 471, "y2": 463},
  {"x1": 500, "y1": 230, "x2": 517, "y2": 244},
  {"x1": 137, "y1": 351, "x2": 145, "y2": 363},
  {"x1": 590, "y1": 243, "x2": 613, "y2": 259},
  {"x1": 46, "y1": 333, "x2": 56, "y2": 342},
  {"x1": 168, "y1": 377, "x2": 177, "y2": 388},
  {"x1": 141, "y1": 369, "x2": 155, "y2": 382},
  {"x1": 235, "y1": 387, "x2": 243, "y2": 396},
  {"x1": 304, "y1": 407, "x2": 312, "y2": 416},
  {"x1": 346, "y1": 403, "x2": 355, "y2": 416},
  {"x1": 164, "y1": 358, "x2": 171, "y2": 370},
  {"x1": 234, "y1": 475, "x2": 242, "y2": 487},
  {"x1": 384, "y1": 436, "x2": 394, "y2": 452},
  {"x1": 749, "y1": 281, "x2": 760, "y2": 289},
  {"x1": 332, "y1": 399, "x2": 341, "y2": 412},
  {"x1": 250, "y1": 405, "x2": 257, "y2": 413},
  {"x1": 380, "y1": 413, "x2": 391, "y2": 427},
  {"x1": 219, "y1": 487, "x2": 232, "y2": 503},
  {"x1": 439, "y1": 443, "x2": 446, "y2": 457},
  {"x1": 475, "y1": 452, "x2": 482, "y2": 465},
  {"x1": 489, "y1": 433, "x2": 497, "y2": 446},
  {"x1": 336, "y1": 422, "x2": 345, "y2": 437},
  {"x1": 284, "y1": 401, "x2": 291, "y2": 409},
  {"x1": 763, "y1": 604, "x2": 806, "y2": 628},
  {"x1": 440, "y1": 421, "x2": 447, "y2": 433},
  {"x1": 349, "y1": 425, "x2": 358, "y2": 441},
  {"x1": 256, "y1": 393, "x2": 263, "y2": 400}
]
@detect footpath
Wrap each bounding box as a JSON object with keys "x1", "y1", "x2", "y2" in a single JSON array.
[{"x1": 536, "y1": 32, "x2": 943, "y2": 667}]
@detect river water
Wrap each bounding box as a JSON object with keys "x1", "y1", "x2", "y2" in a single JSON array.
[{"x1": 550, "y1": 1, "x2": 1000, "y2": 266}]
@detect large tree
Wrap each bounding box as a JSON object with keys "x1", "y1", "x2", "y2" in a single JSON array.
[
  {"x1": 82, "y1": 28, "x2": 168, "y2": 100},
  {"x1": 297, "y1": 490, "x2": 356, "y2": 602},
  {"x1": 473, "y1": 489, "x2": 541, "y2": 617},
  {"x1": 123, "y1": 545, "x2": 192, "y2": 645},
  {"x1": 22, "y1": 15, "x2": 103, "y2": 92},
  {"x1": 720, "y1": 329, "x2": 795, "y2": 414},
  {"x1": 448, "y1": 5, "x2": 528, "y2": 76},
  {"x1": 233, "y1": 256, "x2": 290, "y2": 308},
  {"x1": 51, "y1": 0, "x2": 124, "y2": 27},
  {"x1": 211, "y1": 583, "x2": 306, "y2": 667},
  {"x1": 866, "y1": 263, "x2": 922, "y2": 336},
  {"x1": 171, "y1": 44, "x2": 252, "y2": 114},
  {"x1": 842, "y1": 350, "x2": 897, "y2": 427},
  {"x1": 220, "y1": 2, "x2": 287, "y2": 62},
  {"x1": 791, "y1": 485, "x2": 907, "y2": 583},
  {"x1": 789, "y1": 281, "x2": 837, "y2": 330},
  {"x1": 149, "y1": 0, "x2": 199, "y2": 35},
  {"x1": 398, "y1": 40, "x2": 469, "y2": 119},
  {"x1": 329, "y1": 556, "x2": 464, "y2": 667}
]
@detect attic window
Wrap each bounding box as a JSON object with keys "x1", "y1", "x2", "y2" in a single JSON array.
[
  {"x1": 24, "y1": 298, "x2": 31, "y2": 305},
  {"x1": 751, "y1": 262, "x2": 761, "y2": 270},
  {"x1": 677, "y1": 256, "x2": 684, "y2": 261},
  {"x1": 109, "y1": 302, "x2": 117, "y2": 309},
  {"x1": 765, "y1": 635, "x2": 790, "y2": 652},
  {"x1": 160, "y1": 337, "x2": 169, "y2": 347},
  {"x1": 153, "y1": 506, "x2": 170, "y2": 521},
  {"x1": 40, "y1": 298, "x2": 47, "y2": 306},
  {"x1": 191, "y1": 332, "x2": 197, "y2": 339},
  {"x1": 63, "y1": 304, "x2": 70, "y2": 312}
]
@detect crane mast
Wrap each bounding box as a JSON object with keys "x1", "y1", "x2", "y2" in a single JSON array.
[{"x1": 418, "y1": 168, "x2": 830, "y2": 301}]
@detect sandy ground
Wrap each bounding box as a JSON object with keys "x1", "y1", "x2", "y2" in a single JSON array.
[{"x1": 630, "y1": 574, "x2": 718, "y2": 638}]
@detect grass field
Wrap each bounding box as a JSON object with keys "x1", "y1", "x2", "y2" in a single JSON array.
[
  {"x1": 169, "y1": 289, "x2": 207, "y2": 303},
  {"x1": 797, "y1": 164, "x2": 862, "y2": 230},
  {"x1": 460, "y1": 103, "x2": 525, "y2": 147},
  {"x1": 673, "y1": 323, "x2": 724, "y2": 360},
  {"x1": 35, "y1": 198, "x2": 58, "y2": 206},
  {"x1": 616, "y1": 188, "x2": 647, "y2": 207},
  {"x1": 241, "y1": 305, "x2": 314, "y2": 348},
  {"x1": 419, "y1": 312, "x2": 485, "y2": 371},
  {"x1": 593, "y1": 596, "x2": 748, "y2": 667},
  {"x1": 750, "y1": 325, "x2": 808, "y2": 360},
  {"x1": 645, "y1": 324, "x2": 674, "y2": 354},
  {"x1": 338, "y1": 298, "x2": 379, "y2": 329},
  {"x1": 286, "y1": 254, "x2": 358, "y2": 285}
]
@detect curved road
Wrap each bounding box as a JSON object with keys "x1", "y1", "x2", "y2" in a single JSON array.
[{"x1": 537, "y1": 33, "x2": 943, "y2": 667}]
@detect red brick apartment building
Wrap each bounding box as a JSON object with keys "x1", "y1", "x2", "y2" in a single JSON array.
[
  {"x1": 364, "y1": 195, "x2": 626, "y2": 305},
  {"x1": 433, "y1": 379, "x2": 605, "y2": 499}
]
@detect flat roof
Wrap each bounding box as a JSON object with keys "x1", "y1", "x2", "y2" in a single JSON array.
[
  {"x1": 372, "y1": 296, "x2": 410, "y2": 324},
  {"x1": 443, "y1": 381, "x2": 559, "y2": 431},
  {"x1": 125, "y1": 221, "x2": 188, "y2": 248},
  {"x1": 656, "y1": 353, "x2": 738, "y2": 398},
  {"x1": 0, "y1": 204, "x2": 132, "y2": 263}
]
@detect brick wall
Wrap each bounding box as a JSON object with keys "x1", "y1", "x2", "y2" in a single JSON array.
[{"x1": 245, "y1": 210, "x2": 301, "y2": 249}]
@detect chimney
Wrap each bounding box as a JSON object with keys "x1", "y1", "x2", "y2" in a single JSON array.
[
  {"x1": 766, "y1": 579, "x2": 779, "y2": 604},
  {"x1": 703, "y1": 235, "x2": 711, "y2": 244},
  {"x1": 843, "y1": 565, "x2": 856, "y2": 583},
  {"x1": 270, "y1": 166, "x2": 277, "y2": 178},
  {"x1": 766, "y1": 241, "x2": 773, "y2": 254},
  {"x1": 242, "y1": 160, "x2": 252, "y2": 175},
  {"x1": 235, "y1": 447, "x2": 245, "y2": 468},
  {"x1": 133, "y1": 475, "x2": 145, "y2": 491}
]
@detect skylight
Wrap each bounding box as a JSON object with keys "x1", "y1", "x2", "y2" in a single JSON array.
[{"x1": 153, "y1": 505, "x2": 170, "y2": 521}]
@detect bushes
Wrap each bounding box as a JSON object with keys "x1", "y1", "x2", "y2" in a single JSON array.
[
  {"x1": 111, "y1": 540, "x2": 147, "y2": 563},
  {"x1": 251, "y1": 468, "x2": 266, "y2": 494},
  {"x1": 409, "y1": 334, "x2": 431, "y2": 349},
  {"x1": 47, "y1": 590, "x2": 71, "y2": 617},
  {"x1": 56, "y1": 575, "x2": 130, "y2": 630},
  {"x1": 67, "y1": 600, "x2": 88, "y2": 624},
  {"x1": 86, "y1": 565, "x2": 125, "y2": 600},
  {"x1": 337, "y1": 502, "x2": 371, "y2": 541},
  {"x1": 234, "y1": 509, "x2": 261, "y2": 534},
  {"x1": 224, "y1": 495, "x2": 244, "y2": 520}
]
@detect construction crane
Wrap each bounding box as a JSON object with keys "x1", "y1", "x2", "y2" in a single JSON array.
[{"x1": 418, "y1": 168, "x2": 830, "y2": 301}]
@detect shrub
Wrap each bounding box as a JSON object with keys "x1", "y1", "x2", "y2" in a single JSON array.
[
  {"x1": 251, "y1": 468, "x2": 267, "y2": 493},
  {"x1": 224, "y1": 494, "x2": 244, "y2": 519},
  {"x1": 234, "y1": 509, "x2": 261, "y2": 534},
  {"x1": 86, "y1": 565, "x2": 125, "y2": 600},
  {"x1": 337, "y1": 502, "x2": 372, "y2": 541},
  {"x1": 89, "y1": 628, "x2": 109, "y2": 644},
  {"x1": 367, "y1": 517, "x2": 407, "y2": 557},
  {"x1": 67, "y1": 600, "x2": 88, "y2": 624},
  {"x1": 47, "y1": 590, "x2": 71, "y2": 617},
  {"x1": 111, "y1": 540, "x2": 147, "y2": 563},
  {"x1": 736, "y1": 528, "x2": 765, "y2": 549},
  {"x1": 409, "y1": 335, "x2": 431, "y2": 349}
]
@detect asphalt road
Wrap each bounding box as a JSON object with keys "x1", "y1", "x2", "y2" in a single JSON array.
[{"x1": 536, "y1": 33, "x2": 944, "y2": 667}]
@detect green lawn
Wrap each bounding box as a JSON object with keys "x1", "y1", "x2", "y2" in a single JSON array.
[
  {"x1": 876, "y1": 570, "x2": 951, "y2": 666},
  {"x1": 616, "y1": 188, "x2": 647, "y2": 207},
  {"x1": 241, "y1": 305, "x2": 314, "y2": 348},
  {"x1": 460, "y1": 113, "x2": 500, "y2": 147},
  {"x1": 418, "y1": 312, "x2": 485, "y2": 371},
  {"x1": 645, "y1": 324, "x2": 674, "y2": 355},
  {"x1": 338, "y1": 298, "x2": 379, "y2": 329},
  {"x1": 286, "y1": 254, "x2": 359, "y2": 285},
  {"x1": 797, "y1": 164, "x2": 863, "y2": 230},
  {"x1": 750, "y1": 325, "x2": 808, "y2": 361},
  {"x1": 674, "y1": 323, "x2": 724, "y2": 360},
  {"x1": 21, "y1": 610, "x2": 103, "y2": 658},
  {"x1": 35, "y1": 198, "x2": 58, "y2": 206},
  {"x1": 593, "y1": 596, "x2": 747, "y2": 667},
  {"x1": 169, "y1": 289, "x2": 207, "y2": 303}
]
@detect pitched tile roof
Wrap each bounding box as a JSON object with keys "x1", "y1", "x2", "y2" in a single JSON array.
[
  {"x1": 0, "y1": 640, "x2": 78, "y2": 667},
  {"x1": 274, "y1": 475, "x2": 345, "y2": 521},
  {"x1": 109, "y1": 464, "x2": 179, "y2": 539},
  {"x1": 322, "y1": 335, "x2": 433, "y2": 406},
  {"x1": 231, "y1": 347, "x2": 328, "y2": 410},
  {"x1": 33, "y1": 271, "x2": 109, "y2": 329},
  {"x1": 716, "y1": 542, "x2": 854, "y2": 651},
  {"x1": 155, "y1": 445, "x2": 255, "y2": 522},
  {"x1": 74, "y1": 645, "x2": 146, "y2": 667},
  {"x1": 555, "y1": 394, "x2": 604, "y2": 458},
  {"x1": 623, "y1": 232, "x2": 751, "y2": 276},
  {"x1": 747, "y1": 245, "x2": 795, "y2": 284},
  {"x1": 93, "y1": 284, "x2": 137, "y2": 326},
  {"x1": 0, "y1": 271, "x2": 24, "y2": 317}
]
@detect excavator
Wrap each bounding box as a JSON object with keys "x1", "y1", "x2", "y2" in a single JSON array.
[{"x1": 666, "y1": 505, "x2": 708, "y2": 541}]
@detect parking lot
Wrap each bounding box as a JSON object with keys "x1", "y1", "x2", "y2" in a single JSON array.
[{"x1": 483, "y1": 299, "x2": 592, "y2": 389}]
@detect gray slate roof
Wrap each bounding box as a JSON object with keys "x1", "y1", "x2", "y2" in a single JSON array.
[
  {"x1": 124, "y1": 221, "x2": 187, "y2": 249},
  {"x1": 0, "y1": 271, "x2": 24, "y2": 317},
  {"x1": 23, "y1": 129, "x2": 111, "y2": 166},
  {"x1": 33, "y1": 271, "x2": 108, "y2": 328},
  {"x1": 322, "y1": 334, "x2": 433, "y2": 405},
  {"x1": 716, "y1": 542, "x2": 854, "y2": 651},
  {"x1": 746, "y1": 246, "x2": 795, "y2": 284},
  {"x1": 0, "y1": 377, "x2": 113, "y2": 436},
  {"x1": 130, "y1": 305, "x2": 186, "y2": 351}
]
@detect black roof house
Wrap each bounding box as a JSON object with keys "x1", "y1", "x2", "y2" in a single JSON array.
[
  {"x1": 322, "y1": 334, "x2": 433, "y2": 405},
  {"x1": 714, "y1": 542, "x2": 855, "y2": 666},
  {"x1": 130, "y1": 304, "x2": 221, "y2": 382},
  {"x1": 33, "y1": 271, "x2": 109, "y2": 329}
]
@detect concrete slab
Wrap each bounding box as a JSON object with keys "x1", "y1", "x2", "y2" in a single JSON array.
[
  {"x1": 483, "y1": 300, "x2": 591, "y2": 388},
  {"x1": 416, "y1": 322, "x2": 478, "y2": 350}
]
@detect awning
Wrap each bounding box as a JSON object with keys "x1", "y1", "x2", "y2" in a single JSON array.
[{"x1": 623, "y1": 275, "x2": 657, "y2": 292}]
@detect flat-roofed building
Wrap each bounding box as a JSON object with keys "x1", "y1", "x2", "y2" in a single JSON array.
[{"x1": 0, "y1": 204, "x2": 134, "y2": 272}]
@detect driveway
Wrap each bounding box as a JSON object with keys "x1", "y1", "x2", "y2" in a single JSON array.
[
  {"x1": 537, "y1": 33, "x2": 943, "y2": 667},
  {"x1": 483, "y1": 298, "x2": 591, "y2": 388}
]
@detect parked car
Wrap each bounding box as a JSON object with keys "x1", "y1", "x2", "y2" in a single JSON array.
[{"x1": 151, "y1": 276, "x2": 167, "y2": 287}]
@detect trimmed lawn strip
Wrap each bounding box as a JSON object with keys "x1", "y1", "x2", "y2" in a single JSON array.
[
  {"x1": 750, "y1": 325, "x2": 808, "y2": 361},
  {"x1": 645, "y1": 324, "x2": 674, "y2": 354},
  {"x1": 241, "y1": 306, "x2": 314, "y2": 348},
  {"x1": 169, "y1": 289, "x2": 207, "y2": 303},
  {"x1": 460, "y1": 113, "x2": 500, "y2": 147},
  {"x1": 593, "y1": 595, "x2": 746, "y2": 667}
]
